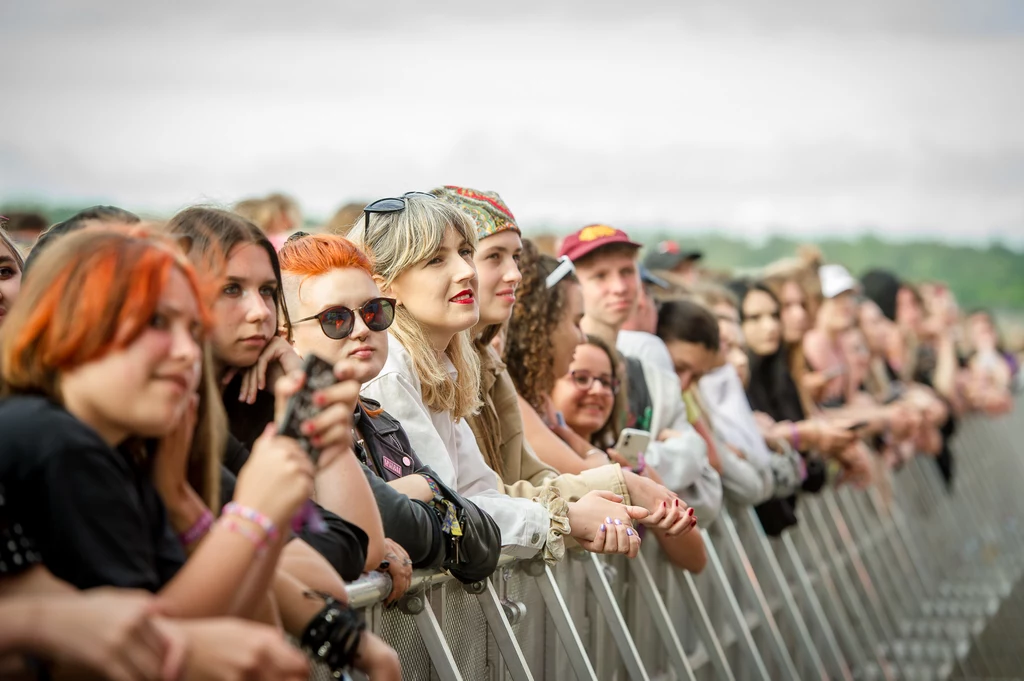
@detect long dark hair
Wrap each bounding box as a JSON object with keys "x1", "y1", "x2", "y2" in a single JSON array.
[{"x1": 735, "y1": 280, "x2": 806, "y2": 423}]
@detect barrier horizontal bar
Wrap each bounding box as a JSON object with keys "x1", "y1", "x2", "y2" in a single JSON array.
[{"x1": 345, "y1": 554, "x2": 518, "y2": 609}]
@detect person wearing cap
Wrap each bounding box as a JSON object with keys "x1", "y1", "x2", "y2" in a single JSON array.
[
  {"x1": 560, "y1": 225, "x2": 723, "y2": 523},
  {"x1": 643, "y1": 240, "x2": 703, "y2": 287},
  {"x1": 434, "y1": 187, "x2": 702, "y2": 566},
  {"x1": 803, "y1": 264, "x2": 860, "y2": 406},
  {"x1": 806, "y1": 265, "x2": 936, "y2": 462}
]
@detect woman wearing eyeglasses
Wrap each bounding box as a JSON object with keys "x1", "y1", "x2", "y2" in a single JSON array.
[
  {"x1": 352, "y1": 192, "x2": 649, "y2": 562},
  {"x1": 279, "y1": 233, "x2": 501, "y2": 597},
  {"x1": 506, "y1": 241, "x2": 706, "y2": 571}
]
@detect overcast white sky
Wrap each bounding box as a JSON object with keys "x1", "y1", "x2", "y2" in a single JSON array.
[{"x1": 2, "y1": 0, "x2": 1023, "y2": 245}]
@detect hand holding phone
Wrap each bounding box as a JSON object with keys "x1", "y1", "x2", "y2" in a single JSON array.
[
  {"x1": 613, "y1": 428, "x2": 651, "y2": 469},
  {"x1": 277, "y1": 353, "x2": 338, "y2": 464}
]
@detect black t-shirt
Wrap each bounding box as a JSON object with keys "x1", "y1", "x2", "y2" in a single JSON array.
[
  {"x1": 222, "y1": 374, "x2": 277, "y2": 452},
  {"x1": 0, "y1": 483, "x2": 41, "y2": 575},
  {"x1": 220, "y1": 435, "x2": 369, "y2": 581},
  {"x1": 0, "y1": 396, "x2": 185, "y2": 591}
]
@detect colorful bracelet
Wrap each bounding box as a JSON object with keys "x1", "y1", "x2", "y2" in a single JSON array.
[
  {"x1": 222, "y1": 502, "x2": 279, "y2": 543},
  {"x1": 220, "y1": 518, "x2": 268, "y2": 555},
  {"x1": 178, "y1": 509, "x2": 214, "y2": 547}
]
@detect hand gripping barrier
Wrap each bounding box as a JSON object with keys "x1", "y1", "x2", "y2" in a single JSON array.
[{"x1": 312, "y1": 400, "x2": 1024, "y2": 680}]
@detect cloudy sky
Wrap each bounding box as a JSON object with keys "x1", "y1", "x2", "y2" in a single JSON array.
[{"x1": 3, "y1": 0, "x2": 1023, "y2": 245}]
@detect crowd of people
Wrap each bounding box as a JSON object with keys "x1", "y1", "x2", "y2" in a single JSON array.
[{"x1": 0, "y1": 189, "x2": 1017, "y2": 680}]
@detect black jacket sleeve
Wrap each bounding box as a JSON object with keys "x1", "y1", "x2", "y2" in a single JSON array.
[
  {"x1": 298, "y1": 503, "x2": 369, "y2": 582},
  {"x1": 361, "y1": 464, "x2": 445, "y2": 570}
]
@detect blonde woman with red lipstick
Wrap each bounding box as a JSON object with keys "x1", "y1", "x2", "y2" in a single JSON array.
[{"x1": 353, "y1": 192, "x2": 649, "y2": 562}]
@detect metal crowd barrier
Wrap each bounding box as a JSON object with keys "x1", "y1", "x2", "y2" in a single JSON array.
[{"x1": 321, "y1": 400, "x2": 1024, "y2": 681}]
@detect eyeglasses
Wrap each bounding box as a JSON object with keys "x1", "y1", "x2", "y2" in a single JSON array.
[
  {"x1": 568, "y1": 369, "x2": 620, "y2": 395},
  {"x1": 293, "y1": 297, "x2": 397, "y2": 340},
  {"x1": 546, "y1": 255, "x2": 575, "y2": 289},
  {"x1": 363, "y1": 192, "x2": 436, "y2": 234}
]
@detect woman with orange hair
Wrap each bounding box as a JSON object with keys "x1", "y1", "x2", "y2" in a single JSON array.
[
  {"x1": 0, "y1": 227, "x2": 317, "y2": 613},
  {"x1": 279, "y1": 232, "x2": 501, "y2": 599}
]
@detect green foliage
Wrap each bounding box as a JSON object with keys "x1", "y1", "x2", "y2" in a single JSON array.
[{"x1": 639, "y1": 231, "x2": 1024, "y2": 312}]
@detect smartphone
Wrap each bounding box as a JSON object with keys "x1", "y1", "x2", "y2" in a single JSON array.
[
  {"x1": 277, "y1": 353, "x2": 337, "y2": 464},
  {"x1": 614, "y1": 428, "x2": 651, "y2": 468}
]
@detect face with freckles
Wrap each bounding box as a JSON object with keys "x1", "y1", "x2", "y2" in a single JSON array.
[{"x1": 209, "y1": 243, "x2": 279, "y2": 369}]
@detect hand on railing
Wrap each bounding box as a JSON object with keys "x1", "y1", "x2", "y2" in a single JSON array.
[
  {"x1": 377, "y1": 538, "x2": 413, "y2": 607},
  {"x1": 567, "y1": 490, "x2": 649, "y2": 558},
  {"x1": 621, "y1": 470, "x2": 696, "y2": 536}
]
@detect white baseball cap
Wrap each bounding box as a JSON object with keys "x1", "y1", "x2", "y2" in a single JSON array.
[{"x1": 819, "y1": 264, "x2": 858, "y2": 299}]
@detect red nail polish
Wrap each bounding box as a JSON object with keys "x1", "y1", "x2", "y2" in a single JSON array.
[
  {"x1": 674, "y1": 499, "x2": 680, "y2": 507},
  {"x1": 687, "y1": 507, "x2": 694, "y2": 516}
]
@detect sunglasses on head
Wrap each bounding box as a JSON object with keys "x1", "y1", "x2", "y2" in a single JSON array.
[
  {"x1": 363, "y1": 192, "x2": 436, "y2": 233},
  {"x1": 569, "y1": 369, "x2": 620, "y2": 395},
  {"x1": 293, "y1": 297, "x2": 397, "y2": 340}
]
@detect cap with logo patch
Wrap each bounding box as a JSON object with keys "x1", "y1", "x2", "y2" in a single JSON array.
[{"x1": 558, "y1": 224, "x2": 642, "y2": 263}]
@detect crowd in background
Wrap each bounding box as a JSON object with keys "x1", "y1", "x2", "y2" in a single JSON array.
[{"x1": 0, "y1": 189, "x2": 1017, "y2": 680}]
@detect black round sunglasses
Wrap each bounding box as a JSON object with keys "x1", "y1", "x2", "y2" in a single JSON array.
[{"x1": 293, "y1": 297, "x2": 397, "y2": 340}]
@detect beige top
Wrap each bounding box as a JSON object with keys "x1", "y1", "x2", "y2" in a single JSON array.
[{"x1": 468, "y1": 344, "x2": 631, "y2": 505}]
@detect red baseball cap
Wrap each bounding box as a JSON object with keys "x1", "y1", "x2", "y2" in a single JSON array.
[{"x1": 558, "y1": 224, "x2": 642, "y2": 262}]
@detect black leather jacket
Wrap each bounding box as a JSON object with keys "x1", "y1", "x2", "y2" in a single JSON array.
[
  {"x1": 354, "y1": 399, "x2": 500, "y2": 581},
  {"x1": 354, "y1": 400, "x2": 446, "y2": 570}
]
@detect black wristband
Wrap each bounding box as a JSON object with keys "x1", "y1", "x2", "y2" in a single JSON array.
[{"x1": 300, "y1": 596, "x2": 366, "y2": 675}]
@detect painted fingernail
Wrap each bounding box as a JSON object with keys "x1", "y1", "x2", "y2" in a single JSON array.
[
  {"x1": 627, "y1": 528, "x2": 634, "y2": 537},
  {"x1": 674, "y1": 499, "x2": 680, "y2": 507},
  {"x1": 302, "y1": 422, "x2": 315, "y2": 435},
  {"x1": 605, "y1": 517, "x2": 612, "y2": 524},
  {"x1": 687, "y1": 507, "x2": 694, "y2": 516},
  {"x1": 314, "y1": 393, "x2": 326, "y2": 406},
  {"x1": 691, "y1": 518, "x2": 698, "y2": 527},
  {"x1": 614, "y1": 519, "x2": 622, "y2": 526},
  {"x1": 600, "y1": 524, "x2": 607, "y2": 532}
]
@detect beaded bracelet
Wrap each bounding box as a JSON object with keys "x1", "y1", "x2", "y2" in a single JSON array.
[
  {"x1": 222, "y1": 502, "x2": 279, "y2": 543},
  {"x1": 220, "y1": 518, "x2": 268, "y2": 555},
  {"x1": 178, "y1": 509, "x2": 214, "y2": 547}
]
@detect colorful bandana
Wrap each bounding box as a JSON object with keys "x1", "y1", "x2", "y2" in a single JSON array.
[{"x1": 432, "y1": 185, "x2": 520, "y2": 241}]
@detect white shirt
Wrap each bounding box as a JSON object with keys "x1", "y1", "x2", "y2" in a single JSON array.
[
  {"x1": 360, "y1": 335, "x2": 549, "y2": 558},
  {"x1": 616, "y1": 335, "x2": 724, "y2": 523},
  {"x1": 616, "y1": 330, "x2": 675, "y2": 375}
]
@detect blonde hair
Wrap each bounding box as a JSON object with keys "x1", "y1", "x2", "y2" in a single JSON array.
[{"x1": 349, "y1": 195, "x2": 482, "y2": 419}]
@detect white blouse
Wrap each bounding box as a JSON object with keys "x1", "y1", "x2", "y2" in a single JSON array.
[{"x1": 360, "y1": 335, "x2": 549, "y2": 558}]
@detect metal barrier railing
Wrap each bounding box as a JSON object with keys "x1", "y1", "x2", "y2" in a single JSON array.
[{"x1": 325, "y1": 400, "x2": 1023, "y2": 681}]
